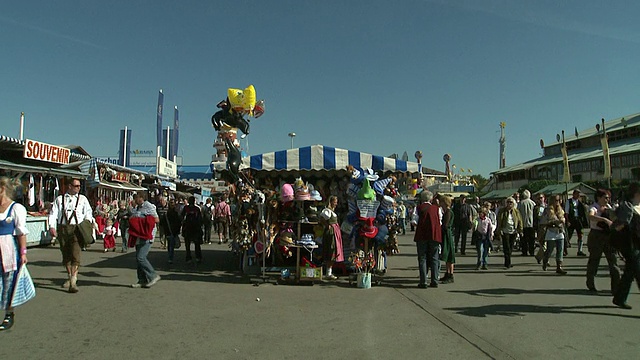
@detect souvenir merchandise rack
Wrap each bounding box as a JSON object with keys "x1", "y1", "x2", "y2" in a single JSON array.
[{"x1": 278, "y1": 200, "x2": 323, "y2": 284}]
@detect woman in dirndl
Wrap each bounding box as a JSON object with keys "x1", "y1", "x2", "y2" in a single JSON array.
[
  {"x1": 0, "y1": 176, "x2": 30, "y2": 330},
  {"x1": 320, "y1": 196, "x2": 344, "y2": 280}
]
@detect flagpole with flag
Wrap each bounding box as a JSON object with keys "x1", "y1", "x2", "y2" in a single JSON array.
[
  {"x1": 173, "y1": 106, "x2": 179, "y2": 160},
  {"x1": 156, "y1": 89, "x2": 164, "y2": 152},
  {"x1": 600, "y1": 118, "x2": 611, "y2": 187},
  {"x1": 561, "y1": 130, "x2": 571, "y2": 183}
]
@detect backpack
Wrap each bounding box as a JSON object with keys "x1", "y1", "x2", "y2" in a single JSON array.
[{"x1": 202, "y1": 204, "x2": 213, "y2": 223}]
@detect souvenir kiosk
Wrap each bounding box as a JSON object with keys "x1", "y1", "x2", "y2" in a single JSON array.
[
  {"x1": 238, "y1": 145, "x2": 422, "y2": 285},
  {"x1": 0, "y1": 136, "x2": 90, "y2": 246}
]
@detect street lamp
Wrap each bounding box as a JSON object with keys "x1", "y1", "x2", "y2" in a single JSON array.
[{"x1": 288, "y1": 132, "x2": 296, "y2": 149}]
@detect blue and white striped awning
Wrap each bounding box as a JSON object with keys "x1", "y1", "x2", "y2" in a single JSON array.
[{"x1": 241, "y1": 145, "x2": 420, "y2": 172}]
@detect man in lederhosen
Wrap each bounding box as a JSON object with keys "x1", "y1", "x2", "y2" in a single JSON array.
[{"x1": 48, "y1": 178, "x2": 94, "y2": 293}]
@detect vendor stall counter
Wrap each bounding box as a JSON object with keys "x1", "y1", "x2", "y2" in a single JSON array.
[{"x1": 25, "y1": 214, "x2": 53, "y2": 246}]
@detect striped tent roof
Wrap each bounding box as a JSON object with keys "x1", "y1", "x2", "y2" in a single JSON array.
[{"x1": 241, "y1": 144, "x2": 421, "y2": 173}]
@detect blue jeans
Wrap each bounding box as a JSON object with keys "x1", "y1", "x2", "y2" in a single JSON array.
[
  {"x1": 120, "y1": 227, "x2": 129, "y2": 252},
  {"x1": 417, "y1": 241, "x2": 429, "y2": 285},
  {"x1": 427, "y1": 241, "x2": 441, "y2": 284},
  {"x1": 166, "y1": 235, "x2": 179, "y2": 261},
  {"x1": 476, "y1": 234, "x2": 490, "y2": 266},
  {"x1": 135, "y1": 240, "x2": 156, "y2": 283},
  {"x1": 543, "y1": 238, "x2": 564, "y2": 263}
]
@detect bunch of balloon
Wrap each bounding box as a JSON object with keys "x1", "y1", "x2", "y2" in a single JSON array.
[{"x1": 210, "y1": 85, "x2": 265, "y2": 183}]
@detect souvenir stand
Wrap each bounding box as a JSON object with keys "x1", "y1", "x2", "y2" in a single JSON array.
[
  {"x1": 0, "y1": 136, "x2": 91, "y2": 246},
  {"x1": 238, "y1": 145, "x2": 422, "y2": 285}
]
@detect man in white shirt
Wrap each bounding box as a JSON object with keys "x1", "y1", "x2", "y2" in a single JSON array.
[{"x1": 48, "y1": 178, "x2": 94, "y2": 293}]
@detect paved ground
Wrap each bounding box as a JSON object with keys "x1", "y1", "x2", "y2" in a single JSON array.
[{"x1": 1, "y1": 231, "x2": 638, "y2": 360}]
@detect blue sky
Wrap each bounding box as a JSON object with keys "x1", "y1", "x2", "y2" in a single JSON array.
[{"x1": 2, "y1": 0, "x2": 640, "y2": 177}]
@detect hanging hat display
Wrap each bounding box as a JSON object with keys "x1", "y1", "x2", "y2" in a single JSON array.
[
  {"x1": 280, "y1": 183, "x2": 294, "y2": 203},
  {"x1": 305, "y1": 206, "x2": 319, "y2": 222},
  {"x1": 359, "y1": 217, "x2": 379, "y2": 239},
  {"x1": 346, "y1": 183, "x2": 360, "y2": 198},
  {"x1": 379, "y1": 195, "x2": 395, "y2": 211},
  {"x1": 357, "y1": 179, "x2": 376, "y2": 201},
  {"x1": 373, "y1": 177, "x2": 393, "y2": 196},
  {"x1": 364, "y1": 168, "x2": 379, "y2": 182},
  {"x1": 310, "y1": 190, "x2": 322, "y2": 201}
]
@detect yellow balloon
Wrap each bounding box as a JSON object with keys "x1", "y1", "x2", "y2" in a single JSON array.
[
  {"x1": 243, "y1": 85, "x2": 256, "y2": 115},
  {"x1": 227, "y1": 88, "x2": 244, "y2": 112}
]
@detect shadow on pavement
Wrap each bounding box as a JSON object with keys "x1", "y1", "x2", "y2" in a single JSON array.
[
  {"x1": 444, "y1": 303, "x2": 640, "y2": 319},
  {"x1": 448, "y1": 287, "x2": 611, "y2": 297}
]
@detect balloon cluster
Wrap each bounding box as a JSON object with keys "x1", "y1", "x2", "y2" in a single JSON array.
[{"x1": 210, "y1": 85, "x2": 265, "y2": 183}]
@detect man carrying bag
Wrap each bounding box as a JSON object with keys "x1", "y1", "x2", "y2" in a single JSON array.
[{"x1": 48, "y1": 178, "x2": 93, "y2": 293}]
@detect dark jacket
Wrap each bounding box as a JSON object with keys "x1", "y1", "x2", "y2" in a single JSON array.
[
  {"x1": 181, "y1": 204, "x2": 203, "y2": 239},
  {"x1": 115, "y1": 208, "x2": 132, "y2": 229},
  {"x1": 165, "y1": 207, "x2": 182, "y2": 236}
]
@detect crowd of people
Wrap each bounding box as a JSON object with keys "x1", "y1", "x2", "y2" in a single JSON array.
[
  {"x1": 411, "y1": 186, "x2": 640, "y2": 310},
  {"x1": 3, "y1": 174, "x2": 640, "y2": 332}
]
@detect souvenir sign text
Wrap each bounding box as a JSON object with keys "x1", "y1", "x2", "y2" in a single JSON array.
[{"x1": 23, "y1": 139, "x2": 70, "y2": 165}]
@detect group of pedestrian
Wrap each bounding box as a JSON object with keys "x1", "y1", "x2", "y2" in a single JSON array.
[{"x1": 411, "y1": 184, "x2": 640, "y2": 310}]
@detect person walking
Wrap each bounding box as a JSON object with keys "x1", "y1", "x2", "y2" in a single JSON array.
[
  {"x1": 611, "y1": 182, "x2": 640, "y2": 309},
  {"x1": 565, "y1": 189, "x2": 589, "y2": 256},
  {"x1": 474, "y1": 208, "x2": 494, "y2": 270},
  {"x1": 0, "y1": 177, "x2": 30, "y2": 330},
  {"x1": 48, "y1": 178, "x2": 93, "y2": 293},
  {"x1": 155, "y1": 197, "x2": 169, "y2": 250},
  {"x1": 540, "y1": 195, "x2": 568, "y2": 274},
  {"x1": 397, "y1": 201, "x2": 407, "y2": 235},
  {"x1": 496, "y1": 196, "x2": 523, "y2": 269},
  {"x1": 414, "y1": 190, "x2": 442, "y2": 288},
  {"x1": 202, "y1": 198, "x2": 214, "y2": 244},
  {"x1": 214, "y1": 195, "x2": 231, "y2": 244},
  {"x1": 181, "y1": 196, "x2": 204, "y2": 263},
  {"x1": 518, "y1": 190, "x2": 536, "y2": 256},
  {"x1": 128, "y1": 192, "x2": 161, "y2": 288},
  {"x1": 453, "y1": 195, "x2": 473, "y2": 255},
  {"x1": 115, "y1": 200, "x2": 132, "y2": 253},
  {"x1": 161, "y1": 198, "x2": 183, "y2": 264},
  {"x1": 439, "y1": 195, "x2": 456, "y2": 283},
  {"x1": 585, "y1": 189, "x2": 621, "y2": 293},
  {"x1": 534, "y1": 194, "x2": 548, "y2": 264}
]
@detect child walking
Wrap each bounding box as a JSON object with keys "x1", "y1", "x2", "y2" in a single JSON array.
[{"x1": 103, "y1": 219, "x2": 116, "y2": 252}]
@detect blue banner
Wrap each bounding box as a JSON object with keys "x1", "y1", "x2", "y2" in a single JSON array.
[
  {"x1": 173, "y1": 106, "x2": 179, "y2": 159},
  {"x1": 156, "y1": 90, "x2": 164, "y2": 148},
  {"x1": 118, "y1": 128, "x2": 132, "y2": 166}
]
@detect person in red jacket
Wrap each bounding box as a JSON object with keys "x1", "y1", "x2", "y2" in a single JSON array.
[
  {"x1": 129, "y1": 192, "x2": 160, "y2": 288},
  {"x1": 414, "y1": 190, "x2": 442, "y2": 288}
]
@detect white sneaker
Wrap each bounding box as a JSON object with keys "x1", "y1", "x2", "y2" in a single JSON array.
[{"x1": 144, "y1": 275, "x2": 161, "y2": 288}]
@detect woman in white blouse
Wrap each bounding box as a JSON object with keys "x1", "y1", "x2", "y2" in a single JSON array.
[{"x1": 0, "y1": 176, "x2": 29, "y2": 330}]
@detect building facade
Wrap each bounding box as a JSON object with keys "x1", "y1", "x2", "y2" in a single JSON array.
[{"x1": 491, "y1": 113, "x2": 640, "y2": 190}]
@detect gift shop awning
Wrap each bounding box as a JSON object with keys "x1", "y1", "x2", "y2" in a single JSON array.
[{"x1": 241, "y1": 145, "x2": 421, "y2": 173}]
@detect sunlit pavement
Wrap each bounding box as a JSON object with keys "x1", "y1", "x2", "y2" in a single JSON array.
[{"x1": 2, "y1": 231, "x2": 637, "y2": 360}]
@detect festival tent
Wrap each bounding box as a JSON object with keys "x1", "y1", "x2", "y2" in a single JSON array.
[{"x1": 241, "y1": 144, "x2": 421, "y2": 173}]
